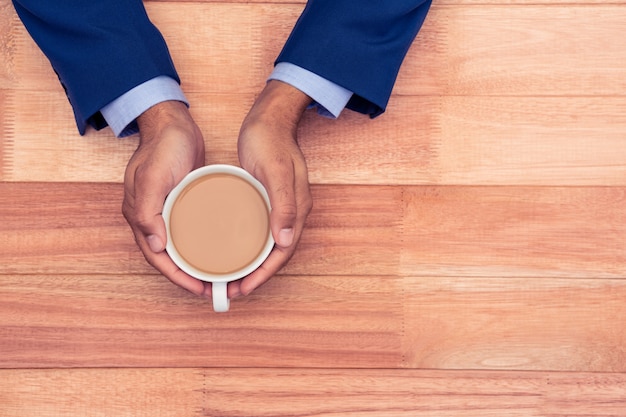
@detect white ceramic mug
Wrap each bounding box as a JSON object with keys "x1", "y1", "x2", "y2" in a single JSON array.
[{"x1": 162, "y1": 164, "x2": 274, "y2": 312}]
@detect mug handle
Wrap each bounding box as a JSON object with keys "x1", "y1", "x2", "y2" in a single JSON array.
[{"x1": 212, "y1": 281, "x2": 230, "y2": 312}]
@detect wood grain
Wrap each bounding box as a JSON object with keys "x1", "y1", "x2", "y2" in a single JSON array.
[
  {"x1": 1, "y1": 90, "x2": 136, "y2": 183},
  {"x1": 0, "y1": 369, "x2": 204, "y2": 417},
  {"x1": 2, "y1": 0, "x2": 626, "y2": 412},
  {"x1": 1, "y1": 369, "x2": 626, "y2": 417},
  {"x1": 3, "y1": 92, "x2": 626, "y2": 185},
  {"x1": 402, "y1": 277, "x2": 626, "y2": 371},
  {"x1": 401, "y1": 186, "x2": 626, "y2": 278},
  {"x1": 0, "y1": 274, "x2": 404, "y2": 368},
  {"x1": 2, "y1": 274, "x2": 625, "y2": 371},
  {"x1": 404, "y1": 6, "x2": 626, "y2": 96},
  {"x1": 0, "y1": 182, "x2": 141, "y2": 275},
  {"x1": 3, "y1": 183, "x2": 625, "y2": 278}
]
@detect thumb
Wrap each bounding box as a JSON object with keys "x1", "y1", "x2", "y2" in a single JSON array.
[
  {"x1": 264, "y1": 168, "x2": 297, "y2": 249},
  {"x1": 136, "y1": 193, "x2": 167, "y2": 253},
  {"x1": 136, "y1": 202, "x2": 168, "y2": 253},
  {"x1": 127, "y1": 176, "x2": 171, "y2": 254},
  {"x1": 144, "y1": 223, "x2": 167, "y2": 253}
]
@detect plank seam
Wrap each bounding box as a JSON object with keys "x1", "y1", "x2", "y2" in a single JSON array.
[
  {"x1": 400, "y1": 186, "x2": 407, "y2": 368},
  {"x1": 1, "y1": 89, "x2": 15, "y2": 181},
  {"x1": 1, "y1": 11, "x2": 20, "y2": 181}
]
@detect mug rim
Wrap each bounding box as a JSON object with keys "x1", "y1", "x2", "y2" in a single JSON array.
[{"x1": 162, "y1": 164, "x2": 274, "y2": 283}]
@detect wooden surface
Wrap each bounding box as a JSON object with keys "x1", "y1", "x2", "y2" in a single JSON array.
[
  {"x1": 2, "y1": 0, "x2": 626, "y2": 415},
  {"x1": 2, "y1": 369, "x2": 626, "y2": 417}
]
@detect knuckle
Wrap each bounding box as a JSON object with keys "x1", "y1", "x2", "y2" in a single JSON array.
[
  {"x1": 121, "y1": 199, "x2": 133, "y2": 222},
  {"x1": 303, "y1": 195, "x2": 313, "y2": 215},
  {"x1": 275, "y1": 203, "x2": 298, "y2": 221}
]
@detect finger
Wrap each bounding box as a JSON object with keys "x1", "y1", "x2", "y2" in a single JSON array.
[
  {"x1": 227, "y1": 280, "x2": 243, "y2": 299},
  {"x1": 149, "y1": 250, "x2": 209, "y2": 296},
  {"x1": 238, "y1": 197, "x2": 309, "y2": 296},
  {"x1": 239, "y1": 245, "x2": 294, "y2": 295},
  {"x1": 132, "y1": 225, "x2": 210, "y2": 297}
]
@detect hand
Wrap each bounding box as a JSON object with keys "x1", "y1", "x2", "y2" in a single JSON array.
[
  {"x1": 232, "y1": 80, "x2": 314, "y2": 298},
  {"x1": 122, "y1": 101, "x2": 211, "y2": 297}
]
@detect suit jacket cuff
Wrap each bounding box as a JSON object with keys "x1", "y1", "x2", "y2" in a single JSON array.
[
  {"x1": 100, "y1": 76, "x2": 188, "y2": 137},
  {"x1": 268, "y1": 62, "x2": 353, "y2": 118}
]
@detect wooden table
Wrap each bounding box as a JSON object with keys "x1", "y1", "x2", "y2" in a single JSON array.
[{"x1": 2, "y1": 0, "x2": 626, "y2": 415}]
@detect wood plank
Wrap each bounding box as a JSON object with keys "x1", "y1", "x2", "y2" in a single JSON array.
[
  {"x1": 401, "y1": 186, "x2": 626, "y2": 278},
  {"x1": 402, "y1": 277, "x2": 626, "y2": 372},
  {"x1": 0, "y1": 182, "x2": 142, "y2": 275},
  {"x1": 303, "y1": 96, "x2": 626, "y2": 186},
  {"x1": 286, "y1": 184, "x2": 404, "y2": 276},
  {"x1": 2, "y1": 183, "x2": 625, "y2": 278},
  {"x1": 0, "y1": 90, "x2": 136, "y2": 183},
  {"x1": 434, "y1": 96, "x2": 626, "y2": 186},
  {"x1": 4, "y1": 91, "x2": 626, "y2": 185},
  {"x1": 1, "y1": 369, "x2": 626, "y2": 416},
  {"x1": 1, "y1": 274, "x2": 625, "y2": 371},
  {"x1": 0, "y1": 274, "x2": 404, "y2": 368},
  {"x1": 398, "y1": 5, "x2": 626, "y2": 96},
  {"x1": 0, "y1": 368, "x2": 204, "y2": 417},
  {"x1": 0, "y1": 183, "x2": 404, "y2": 276},
  {"x1": 3, "y1": 4, "x2": 626, "y2": 97}
]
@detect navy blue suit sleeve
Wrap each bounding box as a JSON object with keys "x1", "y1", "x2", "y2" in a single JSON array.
[
  {"x1": 12, "y1": 0, "x2": 179, "y2": 134},
  {"x1": 277, "y1": 0, "x2": 432, "y2": 118}
]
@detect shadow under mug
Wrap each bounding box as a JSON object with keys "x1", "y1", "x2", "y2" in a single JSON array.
[{"x1": 162, "y1": 164, "x2": 274, "y2": 312}]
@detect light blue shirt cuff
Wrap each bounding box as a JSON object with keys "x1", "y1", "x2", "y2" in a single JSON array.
[
  {"x1": 268, "y1": 62, "x2": 353, "y2": 118},
  {"x1": 100, "y1": 76, "x2": 189, "y2": 138}
]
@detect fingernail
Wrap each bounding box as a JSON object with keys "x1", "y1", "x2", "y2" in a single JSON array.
[
  {"x1": 146, "y1": 234, "x2": 164, "y2": 252},
  {"x1": 277, "y1": 228, "x2": 294, "y2": 247}
]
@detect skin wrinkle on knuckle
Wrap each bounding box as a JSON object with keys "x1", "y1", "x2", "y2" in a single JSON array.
[
  {"x1": 121, "y1": 202, "x2": 138, "y2": 225},
  {"x1": 131, "y1": 210, "x2": 156, "y2": 231},
  {"x1": 276, "y1": 205, "x2": 298, "y2": 222}
]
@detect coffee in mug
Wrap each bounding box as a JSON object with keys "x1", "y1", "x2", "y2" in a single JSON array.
[{"x1": 162, "y1": 165, "x2": 274, "y2": 312}]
